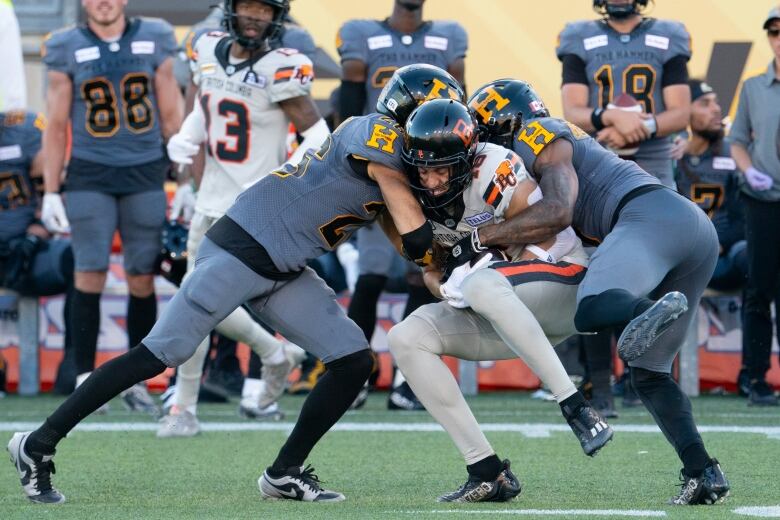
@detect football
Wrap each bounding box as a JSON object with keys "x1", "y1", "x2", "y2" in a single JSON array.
[{"x1": 606, "y1": 93, "x2": 642, "y2": 157}]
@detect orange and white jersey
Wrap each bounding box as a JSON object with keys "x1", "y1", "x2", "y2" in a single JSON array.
[
  {"x1": 191, "y1": 32, "x2": 313, "y2": 217},
  {"x1": 430, "y1": 142, "x2": 586, "y2": 264}
]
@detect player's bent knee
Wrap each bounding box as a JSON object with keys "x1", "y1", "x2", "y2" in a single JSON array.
[
  {"x1": 387, "y1": 316, "x2": 442, "y2": 363},
  {"x1": 325, "y1": 348, "x2": 374, "y2": 380}
]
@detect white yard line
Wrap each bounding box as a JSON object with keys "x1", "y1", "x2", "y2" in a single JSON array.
[
  {"x1": 402, "y1": 509, "x2": 666, "y2": 517},
  {"x1": 733, "y1": 506, "x2": 780, "y2": 517},
  {"x1": 0, "y1": 422, "x2": 779, "y2": 438}
]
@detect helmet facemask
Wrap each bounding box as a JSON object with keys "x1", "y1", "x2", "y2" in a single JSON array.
[{"x1": 224, "y1": 0, "x2": 288, "y2": 50}]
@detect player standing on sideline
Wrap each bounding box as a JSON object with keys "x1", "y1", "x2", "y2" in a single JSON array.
[
  {"x1": 386, "y1": 98, "x2": 612, "y2": 503},
  {"x1": 39, "y1": 0, "x2": 182, "y2": 414},
  {"x1": 471, "y1": 79, "x2": 730, "y2": 506},
  {"x1": 557, "y1": 0, "x2": 692, "y2": 410},
  {"x1": 558, "y1": 0, "x2": 691, "y2": 187},
  {"x1": 8, "y1": 106, "x2": 435, "y2": 503},
  {"x1": 157, "y1": 0, "x2": 328, "y2": 437},
  {"x1": 337, "y1": 0, "x2": 468, "y2": 409}
]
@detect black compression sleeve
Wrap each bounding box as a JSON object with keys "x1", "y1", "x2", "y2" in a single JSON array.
[
  {"x1": 401, "y1": 221, "x2": 434, "y2": 266},
  {"x1": 561, "y1": 54, "x2": 589, "y2": 85},
  {"x1": 662, "y1": 55, "x2": 689, "y2": 87},
  {"x1": 340, "y1": 80, "x2": 367, "y2": 119}
]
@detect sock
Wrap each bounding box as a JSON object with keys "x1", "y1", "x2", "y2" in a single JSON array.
[
  {"x1": 681, "y1": 443, "x2": 712, "y2": 478},
  {"x1": 392, "y1": 366, "x2": 406, "y2": 389},
  {"x1": 28, "y1": 344, "x2": 167, "y2": 453},
  {"x1": 271, "y1": 349, "x2": 373, "y2": 470},
  {"x1": 467, "y1": 454, "x2": 503, "y2": 482},
  {"x1": 127, "y1": 294, "x2": 157, "y2": 348},
  {"x1": 559, "y1": 391, "x2": 587, "y2": 416},
  {"x1": 630, "y1": 367, "x2": 707, "y2": 474},
  {"x1": 574, "y1": 289, "x2": 655, "y2": 333},
  {"x1": 171, "y1": 337, "x2": 211, "y2": 416},
  {"x1": 71, "y1": 289, "x2": 101, "y2": 375},
  {"x1": 242, "y1": 377, "x2": 263, "y2": 401},
  {"x1": 75, "y1": 372, "x2": 90, "y2": 387},
  {"x1": 347, "y1": 274, "x2": 387, "y2": 342}
]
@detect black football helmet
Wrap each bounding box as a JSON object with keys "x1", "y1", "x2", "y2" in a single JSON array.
[
  {"x1": 376, "y1": 64, "x2": 465, "y2": 127},
  {"x1": 402, "y1": 99, "x2": 478, "y2": 210},
  {"x1": 157, "y1": 221, "x2": 189, "y2": 287},
  {"x1": 223, "y1": 0, "x2": 289, "y2": 50},
  {"x1": 592, "y1": 0, "x2": 649, "y2": 19},
  {"x1": 468, "y1": 79, "x2": 550, "y2": 149}
]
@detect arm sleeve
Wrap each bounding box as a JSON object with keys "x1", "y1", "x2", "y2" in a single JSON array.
[
  {"x1": 336, "y1": 21, "x2": 368, "y2": 63},
  {"x1": 446, "y1": 22, "x2": 468, "y2": 64},
  {"x1": 561, "y1": 54, "x2": 589, "y2": 85},
  {"x1": 41, "y1": 31, "x2": 71, "y2": 75},
  {"x1": 340, "y1": 80, "x2": 366, "y2": 119},
  {"x1": 153, "y1": 20, "x2": 179, "y2": 69},
  {"x1": 726, "y1": 83, "x2": 752, "y2": 148},
  {"x1": 661, "y1": 55, "x2": 689, "y2": 87},
  {"x1": 269, "y1": 54, "x2": 314, "y2": 103}
]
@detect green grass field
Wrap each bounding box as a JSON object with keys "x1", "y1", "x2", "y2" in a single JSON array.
[{"x1": 1, "y1": 391, "x2": 779, "y2": 519}]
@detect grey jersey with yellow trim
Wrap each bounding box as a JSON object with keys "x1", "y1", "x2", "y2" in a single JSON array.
[
  {"x1": 226, "y1": 113, "x2": 405, "y2": 273},
  {"x1": 676, "y1": 141, "x2": 744, "y2": 251},
  {"x1": 0, "y1": 111, "x2": 44, "y2": 242},
  {"x1": 511, "y1": 116, "x2": 660, "y2": 241},
  {"x1": 556, "y1": 18, "x2": 690, "y2": 161},
  {"x1": 337, "y1": 19, "x2": 467, "y2": 114},
  {"x1": 42, "y1": 18, "x2": 176, "y2": 167}
]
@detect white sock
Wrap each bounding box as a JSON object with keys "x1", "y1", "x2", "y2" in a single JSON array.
[
  {"x1": 171, "y1": 336, "x2": 211, "y2": 417},
  {"x1": 392, "y1": 368, "x2": 406, "y2": 389},
  {"x1": 76, "y1": 372, "x2": 91, "y2": 388},
  {"x1": 241, "y1": 378, "x2": 265, "y2": 407}
]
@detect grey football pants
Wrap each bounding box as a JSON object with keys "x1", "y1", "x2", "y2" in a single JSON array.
[
  {"x1": 144, "y1": 237, "x2": 367, "y2": 367},
  {"x1": 577, "y1": 187, "x2": 719, "y2": 372}
]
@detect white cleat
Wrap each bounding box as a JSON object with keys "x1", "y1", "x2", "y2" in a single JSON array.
[
  {"x1": 156, "y1": 410, "x2": 201, "y2": 438},
  {"x1": 258, "y1": 358, "x2": 292, "y2": 410},
  {"x1": 258, "y1": 464, "x2": 345, "y2": 502},
  {"x1": 239, "y1": 401, "x2": 284, "y2": 421},
  {"x1": 7, "y1": 432, "x2": 65, "y2": 504}
]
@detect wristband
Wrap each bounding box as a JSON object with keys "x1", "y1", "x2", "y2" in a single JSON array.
[
  {"x1": 642, "y1": 116, "x2": 658, "y2": 139},
  {"x1": 590, "y1": 107, "x2": 606, "y2": 131}
]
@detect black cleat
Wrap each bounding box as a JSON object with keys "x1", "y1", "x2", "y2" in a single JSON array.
[
  {"x1": 564, "y1": 404, "x2": 614, "y2": 456},
  {"x1": 438, "y1": 459, "x2": 521, "y2": 503},
  {"x1": 669, "y1": 459, "x2": 730, "y2": 505},
  {"x1": 618, "y1": 292, "x2": 688, "y2": 361},
  {"x1": 747, "y1": 380, "x2": 778, "y2": 407},
  {"x1": 7, "y1": 432, "x2": 65, "y2": 504},
  {"x1": 387, "y1": 381, "x2": 425, "y2": 411},
  {"x1": 258, "y1": 464, "x2": 345, "y2": 502}
]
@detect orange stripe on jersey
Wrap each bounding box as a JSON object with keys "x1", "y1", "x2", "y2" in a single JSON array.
[
  {"x1": 485, "y1": 184, "x2": 501, "y2": 207},
  {"x1": 274, "y1": 68, "x2": 295, "y2": 82},
  {"x1": 495, "y1": 262, "x2": 585, "y2": 279}
]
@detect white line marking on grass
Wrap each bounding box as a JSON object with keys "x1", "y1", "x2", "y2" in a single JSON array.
[
  {"x1": 0, "y1": 422, "x2": 778, "y2": 438},
  {"x1": 404, "y1": 509, "x2": 666, "y2": 517},
  {"x1": 733, "y1": 506, "x2": 780, "y2": 517}
]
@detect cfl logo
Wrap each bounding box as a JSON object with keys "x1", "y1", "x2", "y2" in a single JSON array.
[{"x1": 452, "y1": 245, "x2": 463, "y2": 257}]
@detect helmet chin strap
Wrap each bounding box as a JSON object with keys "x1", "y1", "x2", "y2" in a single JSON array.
[{"x1": 606, "y1": 2, "x2": 638, "y2": 19}]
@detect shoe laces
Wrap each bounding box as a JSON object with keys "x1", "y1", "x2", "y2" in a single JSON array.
[
  {"x1": 35, "y1": 459, "x2": 56, "y2": 493},
  {"x1": 299, "y1": 464, "x2": 324, "y2": 492},
  {"x1": 672, "y1": 471, "x2": 700, "y2": 504}
]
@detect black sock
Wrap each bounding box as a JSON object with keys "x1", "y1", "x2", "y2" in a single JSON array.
[
  {"x1": 347, "y1": 274, "x2": 387, "y2": 342},
  {"x1": 28, "y1": 344, "x2": 167, "y2": 453},
  {"x1": 271, "y1": 349, "x2": 373, "y2": 471},
  {"x1": 127, "y1": 294, "x2": 157, "y2": 348},
  {"x1": 467, "y1": 454, "x2": 502, "y2": 482},
  {"x1": 559, "y1": 391, "x2": 587, "y2": 416},
  {"x1": 681, "y1": 443, "x2": 712, "y2": 478},
  {"x1": 574, "y1": 290, "x2": 655, "y2": 332},
  {"x1": 71, "y1": 289, "x2": 101, "y2": 374},
  {"x1": 630, "y1": 367, "x2": 708, "y2": 475},
  {"x1": 402, "y1": 281, "x2": 438, "y2": 319}
]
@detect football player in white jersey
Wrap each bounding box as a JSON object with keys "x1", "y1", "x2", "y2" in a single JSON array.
[
  {"x1": 381, "y1": 99, "x2": 613, "y2": 502},
  {"x1": 159, "y1": 0, "x2": 326, "y2": 436}
]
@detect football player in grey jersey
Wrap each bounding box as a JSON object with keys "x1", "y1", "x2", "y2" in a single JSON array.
[
  {"x1": 675, "y1": 80, "x2": 746, "y2": 293},
  {"x1": 337, "y1": 0, "x2": 468, "y2": 408},
  {"x1": 558, "y1": 0, "x2": 691, "y2": 188},
  {"x1": 39, "y1": 0, "x2": 183, "y2": 415},
  {"x1": 7, "y1": 111, "x2": 434, "y2": 504},
  {"x1": 469, "y1": 79, "x2": 730, "y2": 506}
]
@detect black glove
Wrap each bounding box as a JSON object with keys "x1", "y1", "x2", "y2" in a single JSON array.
[
  {"x1": 443, "y1": 228, "x2": 487, "y2": 281},
  {"x1": 2, "y1": 235, "x2": 43, "y2": 291}
]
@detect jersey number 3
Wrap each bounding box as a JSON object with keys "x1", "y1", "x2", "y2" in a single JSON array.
[
  {"x1": 82, "y1": 74, "x2": 153, "y2": 137},
  {"x1": 200, "y1": 94, "x2": 250, "y2": 163}
]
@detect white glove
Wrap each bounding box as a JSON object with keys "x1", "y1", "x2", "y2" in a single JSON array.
[
  {"x1": 41, "y1": 193, "x2": 70, "y2": 233},
  {"x1": 439, "y1": 253, "x2": 494, "y2": 309},
  {"x1": 169, "y1": 184, "x2": 196, "y2": 223},
  {"x1": 744, "y1": 167, "x2": 773, "y2": 191},
  {"x1": 166, "y1": 132, "x2": 201, "y2": 165}
]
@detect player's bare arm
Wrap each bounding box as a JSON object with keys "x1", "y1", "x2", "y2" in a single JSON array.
[
  {"x1": 654, "y1": 84, "x2": 691, "y2": 137},
  {"x1": 563, "y1": 82, "x2": 648, "y2": 142},
  {"x1": 447, "y1": 57, "x2": 466, "y2": 88},
  {"x1": 42, "y1": 70, "x2": 72, "y2": 194},
  {"x1": 279, "y1": 94, "x2": 323, "y2": 132},
  {"x1": 479, "y1": 139, "x2": 578, "y2": 246},
  {"x1": 154, "y1": 57, "x2": 184, "y2": 140}
]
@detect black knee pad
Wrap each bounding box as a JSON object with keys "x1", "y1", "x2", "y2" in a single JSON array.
[
  {"x1": 326, "y1": 349, "x2": 374, "y2": 381},
  {"x1": 574, "y1": 289, "x2": 645, "y2": 332}
]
